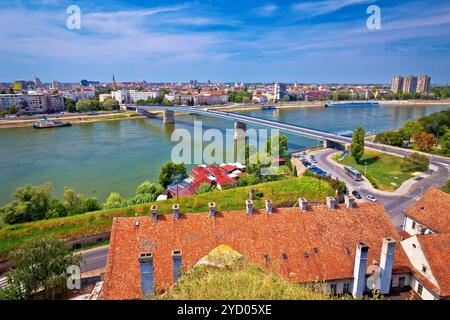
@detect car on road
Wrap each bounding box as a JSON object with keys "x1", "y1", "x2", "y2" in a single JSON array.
[
  {"x1": 352, "y1": 190, "x2": 362, "y2": 199},
  {"x1": 366, "y1": 194, "x2": 377, "y2": 202}
]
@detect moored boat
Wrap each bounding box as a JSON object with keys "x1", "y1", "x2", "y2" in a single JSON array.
[{"x1": 33, "y1": 117, "x2": 72, "y2": 129}]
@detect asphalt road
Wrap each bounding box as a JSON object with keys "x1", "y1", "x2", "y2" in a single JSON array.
[
  {"x1": 314, "y1": 148, "x2": 449, "y2": 228},
  {"x1": 79, "y1": 246, "x2": 109, "y2": 273}
]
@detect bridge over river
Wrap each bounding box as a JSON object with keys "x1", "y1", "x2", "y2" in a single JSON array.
[{"x1": 131, "y1": 105, "x2": 450, "y2": 167}]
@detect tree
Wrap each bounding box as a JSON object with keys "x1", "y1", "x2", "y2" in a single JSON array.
[
  {"x1": 440, "y1": 129, "x2": 450, "y2": 155},
  {"x1": 375, "y1": 130, "x2": 405, "y2": 147},
  {"x1": 413, "y1": 131, "x2": 437, "y2": 152},
  {"x1": 158, "y1": 161, "x2": 187, "y2": 188},
  {"x1": 400, "y1": 153, "x2": 430, "y2": 172},
  {"x1": 1, "y1": 182, "x2": 52, "y2": 224},
  {"x1": 0, "y1": 237, "x2": 82, "y2": 300},
  {"x1": 63, "y1": 187, "x2": 100, "y2": 215},
  {"x1": 103, "y1": 192, "x2": 124, "y2": 210},
  {"x1": 101, "y1": 98, "x2": 119, "y2": 111},
  {"x1": 351, "y1": 127, "x2": 365, "y2": 163},
  {"x1": 76, "y1": 100, "x2": 101, "y2": 112},
  {"x1": 402, "y1": 120, "x2": 424, "y2": 142},
  {"x1": 64, "y1": 98, "x2": 77, "y2": 112},
  {"x1": 266, "y1": 134, "x2": 288, "y2": 159},
  {"x1": 442, "y1": 180, "x2": 450, "y2": 194},
  {"x1": 136, "y1": 180, "x2": 164, "y2": 196},
  {"x1": 197, "y1": 183, "x2": 212, "y2": 194}
]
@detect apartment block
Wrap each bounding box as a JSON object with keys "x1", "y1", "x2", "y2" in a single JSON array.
[
  {"x1": 0, "y1": 94, "x2": 63, "y2": 113},
  {"x1": 391, "y1": 76, "x2": 404, "y2": 94},
  {"x1": 416, "y1": 76, "x2": 431, "y2": 93}
]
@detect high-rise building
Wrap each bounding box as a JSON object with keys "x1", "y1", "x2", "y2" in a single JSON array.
[
  {"x1": 274, "y1": 83, "x2": 287, "y2": 101},
  {"x1": 402, "y1": 75, "x2": 418, "y2": 94},
  {"x1": 391, "y1": 76, "x2": 403, "y2": 94},
  {"x1": 416, "y1": 75, "x2": 431, "y2": 93},
  {"x1": 51, "y1": 80, "x2": 59, "y2": 90}
]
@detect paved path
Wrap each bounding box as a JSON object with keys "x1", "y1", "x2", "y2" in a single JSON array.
[{"x1": 78, "y1": 245, "x2": 109, "y2": 273}]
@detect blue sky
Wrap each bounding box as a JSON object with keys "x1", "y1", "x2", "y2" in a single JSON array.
[{"x1": 1, "y1": 0, "x2": 450, "y2": 83}]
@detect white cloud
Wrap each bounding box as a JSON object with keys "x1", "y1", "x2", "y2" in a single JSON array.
[
  {"x1": 292, "y1": 0, "x2": 376, "y2": 18},
  {"x1": 254, "y1": 4, "x2": 279, "y2": 17}
]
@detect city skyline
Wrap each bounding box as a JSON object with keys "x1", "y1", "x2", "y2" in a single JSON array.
[{"x1": 1, "y1": 0, "x2": 450, "y2": 83}]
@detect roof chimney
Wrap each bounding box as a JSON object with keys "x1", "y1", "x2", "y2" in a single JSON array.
[
  {"x1": 138, "y1": 253, "x2": 154, "y2": 296},
  {"x1": 172, "y1": 204, "x2": 180, "y2": 220},
  {"x1": 151, "y1": 205, "x2": 158, "y2": 222},
  {"x1": 172, "y1": 250, "x2": 182, "y2": 283},
  {"x1": 378, "y1": 237, "x2": 396, "y2": 295},
  {"x1": 265, "y1": 200, "x2": 273, "y2": 214},
  {"x1": 209, "y1": 202, "x2": 216, "y2": 218},
  {"x1": 299, "y1": 198, "x2": 308, "y2": 212},
  {"x1": 246, "y1": 199, "x2": 253, "y2": 215},
  {"x1": 352, "y1": 242, "x2": 369, "y2": 299},
  {"x1": 326, "y1": 196, "x2": 337, "y2": 210},
  {"x1": 344, "y1": 195, "x2": 355, "y2": 208}
]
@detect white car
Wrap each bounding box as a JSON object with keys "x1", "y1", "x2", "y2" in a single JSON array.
[{"x1": 366, "y1": 194, "x2": 377, "y2": 202}]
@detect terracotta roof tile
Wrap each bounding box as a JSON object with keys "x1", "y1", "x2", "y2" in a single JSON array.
[
  {"x1": 100, "y1": 202, "x2": 411, "y2": 300},
  {"x1": 405, "y1": 187, "x2": 450, "y2": 234},
  {"x1": 417, "y1": 234, "x2": 450, "y2": 297}
]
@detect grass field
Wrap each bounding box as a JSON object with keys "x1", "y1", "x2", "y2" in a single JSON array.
[
  {"x1": 334, "y1": 150, "x2": 412, "y2": 191},
  {"x1": 0, "y1": 176, "x2": 334, "y2": 261}
]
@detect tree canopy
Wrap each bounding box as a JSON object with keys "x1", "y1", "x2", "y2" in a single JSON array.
[{"x1": 351, "y1": 127, "x2": 365, "y2": 163}]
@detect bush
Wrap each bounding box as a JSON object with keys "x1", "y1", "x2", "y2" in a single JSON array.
[
  {"x1": 441, "y1": 180, "x2": 450, "y2": 194},
  {"x1": 400, "y1": 153, "x2": 430, "y2": 172},
  {"x1": 197, "y1": 183, "x2": 212, "y2": 194}
]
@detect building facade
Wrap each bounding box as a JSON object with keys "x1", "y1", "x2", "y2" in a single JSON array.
[
  {"x1": 0, "y1": 94, "x2": 63, "y2": 113},
  {"x1": 403, "y1": 75, "x2": 418, "y2": 94},
  {"x1": 273, "y1": 83, "x2": 287, "y2": 101},
  {"x1": 391, "y1": 76, "x2": 404, "y2": 94},
  {"x1": 416, "y1": 76, "x2": 431, "y2": 93}
]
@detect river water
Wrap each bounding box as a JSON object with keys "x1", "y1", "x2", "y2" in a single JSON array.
[{"x1": 0, "y1": 104, "x2": 448, "y2": 205}]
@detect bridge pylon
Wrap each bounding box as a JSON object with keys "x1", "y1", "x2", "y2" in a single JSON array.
[
  {"x1": 163, "y1": 110, "x2": 175, "y2": 124},
  {"x1": 234, "y1": 121, "x2": 247, "y2": 140}
]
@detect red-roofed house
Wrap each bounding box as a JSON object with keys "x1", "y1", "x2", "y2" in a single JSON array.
[
  {"x1": 403, "y1": 187, "x2": 450, "y2": 235},
  {"x1": 100, "y1": 200, "x2": 413, "y2": 300}
]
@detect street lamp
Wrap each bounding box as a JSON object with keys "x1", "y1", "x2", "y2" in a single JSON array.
[{"x1": 364, "y1": 161, "x2": 367, "y2": 176}]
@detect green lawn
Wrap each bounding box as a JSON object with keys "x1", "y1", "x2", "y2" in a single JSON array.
[
  {"x1": 0, "y1": 176, "x2": 333, "y2": 261},
  {"x1": 334, "y1": 150, "x2": 413, "y2": 192}
]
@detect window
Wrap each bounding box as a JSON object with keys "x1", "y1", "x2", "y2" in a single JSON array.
[
  {"x1": 417, "y1": 284, "x2": 423, "y2": 296},
  {"x1": 343, "y1": 283, "x2": 350, "y2": 294},
  {"x1": 422, "y1": 265, "x2": 427, "y2": 273},
  {"x1": 412, "y1": 221, "x2": 416, "y2": 230},
  {"x1": 398, "y1": 277, "x2": 405, "y2": 288},
  {"x1": 264, "y1": 255, "x2": 270, "y2": 264},
  {"x1": 412, "y1": 244, "x2": 417, "y2": 249},
  {"x1": 282, "y1": 253, "x2": 288, "y2": 261}
]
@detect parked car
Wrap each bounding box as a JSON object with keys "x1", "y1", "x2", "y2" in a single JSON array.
[
  {"x1": 352, "y1": 190, "x2": 362, "y2": 199},
  {"x1": 366, "y1": 194, "x2": 377, "y2": 202}
]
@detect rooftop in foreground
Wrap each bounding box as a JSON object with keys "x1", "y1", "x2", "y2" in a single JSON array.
[{"x1": 101, "y1": 200, "x2": 411, "y2": 300}]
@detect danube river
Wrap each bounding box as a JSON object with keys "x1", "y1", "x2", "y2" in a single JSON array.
[{"x1": 0, "y1": 104, "x2": 448, "y2": 205}]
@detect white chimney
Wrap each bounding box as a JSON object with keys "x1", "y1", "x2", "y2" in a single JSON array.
[
  {"x1": 352, "y1": 242, "x2": 369, "y2": 298},
  {"x1": 299, "y1": 198, "x2": 308, "y2": 212},
  {"x1": 378, "y1": 237, "x2": 396, "y2": 294},
  {"x1": 265, "y1": 200, "x2": 273, "y2": 214},
  {"x1": 344, "y1": 195, "x2": 355, "y2": 208},
  {"x1": 246, "y1": 199, "x2": 254, "y2": 215},
  {"x1": 151, "y1": 205, "x2": 158, "y2": 222},
  {"x1": 172, "y1": 204, "x2": 180, "y2": 220},
  {"x1": 209, "y1": 202, "x2": 216, "y2": 217},
  {"x1": 326, "y1": 196, "x2": 337, "y2": 210}
]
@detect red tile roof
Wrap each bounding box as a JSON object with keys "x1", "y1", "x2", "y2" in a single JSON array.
[
  {"x1": 417, "y1": 234, "x2": 450, "y2": 298},
  {"x1": 405, "y1": 187, "x2": 450, "y2": 234},
  {"x1": 101, "y1": 202, "x2": 411, "y2": 300}
]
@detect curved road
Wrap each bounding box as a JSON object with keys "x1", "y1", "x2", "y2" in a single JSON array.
[{"x1": 315, "y1": 148, "x2": 449, "y2": 228}]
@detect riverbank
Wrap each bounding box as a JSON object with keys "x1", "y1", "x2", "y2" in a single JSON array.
[
  {"x1": 0, "y1": 111, "x2": 147, "y2": 129},
  {"x1": 210, "y1": 99, "x2": 450, "y2": 112}
]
